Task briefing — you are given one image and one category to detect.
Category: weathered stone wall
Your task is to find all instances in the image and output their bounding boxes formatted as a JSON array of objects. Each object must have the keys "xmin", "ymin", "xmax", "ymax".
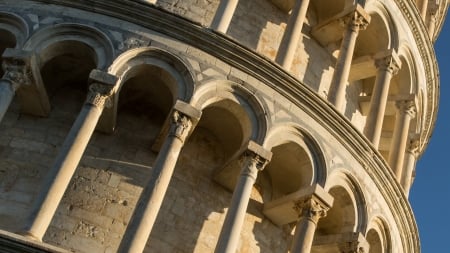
[{"xmin": 0, "ymin": 85, "xmax": 292, "ymax": 253}]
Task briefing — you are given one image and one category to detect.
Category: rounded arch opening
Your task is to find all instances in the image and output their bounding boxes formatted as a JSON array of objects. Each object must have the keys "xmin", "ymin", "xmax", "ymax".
[
  {"xmin": 23, "ymin": 23, "xmax": 114, "ymax": 70},
  {"xmin": 192, "ymin": 80, "xmax": 268, "ymax": 145},
  {"xmin": 0, "ymin": 29, "xmax": 17, "ymax": 77},
  {"xmin": 40, "ymin": 40, "xmax": 97, "ymax": 100},
  {"xmin": 366, "ymin": 217, "xmax": 391, "ymax": 253},
  {"xmin": 263, "ymin": 125, "xmax": 327, "ymax": 200},
  {"xmin": 367, "ymin": 229, "xmax": 383, "ymax": 253},
  {"xmin": 317, "ymin": 186, "xmax": 356, "ymax": 235},
  {"xmin": 354, "ymin": 10, "xmax": 392, "ymax": 57}
]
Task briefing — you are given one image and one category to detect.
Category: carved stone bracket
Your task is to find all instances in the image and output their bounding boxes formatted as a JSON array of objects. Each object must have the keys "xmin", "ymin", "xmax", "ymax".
[
  {"xmin": 168, "ymin": 110, "xmax": 193, "ymax": 142},
  {"xmin": 1, "ymin": 49, "xmax": 33, "ymax": 91},
  {"xmin": 85, "ymin": 69, "xmax": 118, "ymax": 108},
  {"xmin": 396, "ymin": 99, "xmax": 417, "ymax": 118},
  {"xmin": 294, "ymin": 197, "xmax": 329, "ymax": 224},
  {"xmin": 407, "ymin": 134, "xmax": 421, "ymax": 155},
  {"xmin": 341, "ymin": 5, "xmax": 371, "ymax": 32},
  {"xmin": 374, "ymin": 49, "xmax": 401, "ymax": 75},
  {"xmin": 239, "ymin": 141, "xmax": 272, "ymax": 179}
]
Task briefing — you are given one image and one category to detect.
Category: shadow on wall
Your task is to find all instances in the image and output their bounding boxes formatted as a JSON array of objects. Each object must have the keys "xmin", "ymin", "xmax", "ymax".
[{"xmin": 227, "ymin": 0, "xmax": 286, "ymax": 54}]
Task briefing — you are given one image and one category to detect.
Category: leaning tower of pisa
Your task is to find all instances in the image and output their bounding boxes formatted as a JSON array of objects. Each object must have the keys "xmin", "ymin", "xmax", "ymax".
[{"xmin": 0, "ymin": 0, "xmax": 447, "ymax": 252}]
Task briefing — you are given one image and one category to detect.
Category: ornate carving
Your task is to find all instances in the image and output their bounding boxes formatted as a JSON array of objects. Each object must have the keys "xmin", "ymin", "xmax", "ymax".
[
  {"xmin": 395, "ymin": 100, "xmax": 417, "ymax": 118},
  {"xmin": 375, "ymin": 54, "xmax": 401, "ymax": 74},
  {"xmin": 118, "ymin": 37, "xmax": 149, "ymax": 51},
  {"xmin": 168, "ymin": 110, "xmax": 192, "ymax": 142},
  {"xmin": 85, "ymin": 82, "xmax": 115, "ymax": 108},
  {"xmin": 239, "ymin": 151, "xmax": 269, "ymax": 179},
  {"xmin": 294, "ymin": 198, "xmax": 328, "ymax": 224},
  {"xmin": 342, "ymin": 10, "xmax": 370, "ymax": 32},
  {"xmin": 407, "ymin": 137, "xmax": 420, "ymax": 155},
  {"xmin": 2, "ymin": 58, "xmax": 33, "ymax": 91}
]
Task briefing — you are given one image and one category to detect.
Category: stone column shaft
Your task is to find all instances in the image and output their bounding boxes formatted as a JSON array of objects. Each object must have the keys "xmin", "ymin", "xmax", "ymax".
[
  {"xmin": 364, "ymin": 51, "xmax": 400, "ymax": 148},
  {"xmin": 290, "ymin": 198, "xmax": 328, "ymax": 253},
  {"xmin": 119, "ymin": 102, "xmax": 201, "ymax": 253},
  {"xmin": 328, "ymin": 6, "xmax": 370, "ymax": 111},
  {"xmin": 211, "ymin": 0, "xmax": 239, "ymax": 33},
  {"xmin": 401, "ymin": 137, "xmax": 419, "ymax": 196},
  {"xmin": 388, "ymin": 100, "xmax": 416, "ymax": 181},
  {"xmin": 22, "ymin": 70, "xmax": 117, "ymax": 240},
  {"xmin": 215, "ymin": 142, "xmax": 271, "ymax": 253},
  {"xmin": 0, "ymin": 79, "xmax": 16, "ymax": 122},
  {"xmin": 275, "ymin": 0, "xmax": 310, "ymax": 70}
]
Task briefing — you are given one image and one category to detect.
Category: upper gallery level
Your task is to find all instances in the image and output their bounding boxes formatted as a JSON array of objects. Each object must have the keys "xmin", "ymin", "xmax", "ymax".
[{"xmin": 139, "ymin": 0, "xmax": 446, "ymax": 172}]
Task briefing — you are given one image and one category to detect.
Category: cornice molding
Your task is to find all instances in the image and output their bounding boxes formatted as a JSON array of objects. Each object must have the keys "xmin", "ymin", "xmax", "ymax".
[{"xmin": 3, "ymin": 1, "xmax": 422, "ymax": 252}]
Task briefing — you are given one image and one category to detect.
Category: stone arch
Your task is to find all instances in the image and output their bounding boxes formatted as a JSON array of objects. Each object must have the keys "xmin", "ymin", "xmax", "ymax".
[
  {"xmin": 263, "ymin": 124, "xmax": 327, "ymax": 200},
  {"xmin": 318, "ymin": 170, "xmax": 367, "ymax": 235},
  {"xmin": 103, "ymin": 47, "xmax": 196, "ymax": 132},
  {"xmin": 355, "ymin": 2, "xmax": 398, "ymax": 57},
  {"xmin": 23, "ymin": 23, "xmax": 113, "ymax": 70},
  {"xmin": 366, "ymin": 217, "xmax": 391, "ymax": 253},
  {"xmin": 20, "ymin": 23, "xmax": 114, "ymax": 114},
  {"xmin": 394, "ymin": 44, "xmax": 417, "ymax": 95},
  {"xmin": 0, "ymin": 12, "xmax": 29, "ymax": 76},
  {"xmin": 192, "ymin": 80, "xmax": 268, "ymax": 145},
  {"xmin": 24, "ymin": 23, "xmax": 115, "ymax": 70}
]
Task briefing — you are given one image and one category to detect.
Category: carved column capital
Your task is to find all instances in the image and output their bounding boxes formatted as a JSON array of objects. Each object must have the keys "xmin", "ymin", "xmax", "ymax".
[
  {"xmin": 2, "ymin": 52, "xmax": 33, "ymax": 91},
  {"xmin": 374, "ymin": 50, "xmax": 401, "ymax": 75},
  {"xmin": 406, "ymin": 136, "xmax": 420, "ymax": 156},
  {"xmin": 239, "ymin": 141, "xmax": 272, "ymax": 179},
  {"xmin": 341, "ymin": 6, "xmax": 370, "ymax": 32},
  {"xmin": 167, "ymin": 110, "xmax": 193, "ymax": 143},
  {"xmin": 294, "ymin": 197, "xmax": 329, "ymax": 225},
  {"xmin": 395, "ymin": 99, "xmax": 416, "ymax": 118},
  {"xmin": 85, "ymin": 70, "xmax": 118, "ymax": 108}
]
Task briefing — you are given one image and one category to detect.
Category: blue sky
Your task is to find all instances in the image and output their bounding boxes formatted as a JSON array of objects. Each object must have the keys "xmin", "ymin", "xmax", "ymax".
[{"xmin": 409, "ymin": 16, "xmax": 450, "ymax": 252}]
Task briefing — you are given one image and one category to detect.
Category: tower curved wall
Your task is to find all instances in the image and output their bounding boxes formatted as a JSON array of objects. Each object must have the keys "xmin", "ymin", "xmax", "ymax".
[{"xmin": 0, "ymin": 0, "xmax": 446, "ymax": 252}]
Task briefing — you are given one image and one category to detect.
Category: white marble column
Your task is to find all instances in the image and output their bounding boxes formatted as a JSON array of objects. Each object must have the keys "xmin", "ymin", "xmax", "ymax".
[
  {"xmin": 388, "ymin": 99, "xmax": 416, "ymax": 182},
  {"xmin": 290, "ymin": 197, "xmax": 330, "ymax": 253},
  {"xmin": 275, "ymin": 0, "xmax": 310, "ymax": 70},
  {"xmin": 401, "ymin": 136, "xmax": 420, "ymax": 196},
  {"xmin": 211, "ymin": 0, "xmax": 239, "ymax": 33},
  {"xmin": 21, "ymin": 70, "xmax": 117, "ymax": 241},
  {"xmin": 119, "ymin": 101, "xmax": 201, "ymax": 253},
  {"xmin": 328, "ymin": 5, "xmax": 370, "ymax": 111},
  {"xmin": 364, "ymin": 50, "xmax": 400, "ymax": 148},
  {"xmin": 0, "ymin": 49, "xmax": 31, "ymax": 123},
  {"xmin": 215, "ymin": 141, "xmax": 271, "ymax": 253}
]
